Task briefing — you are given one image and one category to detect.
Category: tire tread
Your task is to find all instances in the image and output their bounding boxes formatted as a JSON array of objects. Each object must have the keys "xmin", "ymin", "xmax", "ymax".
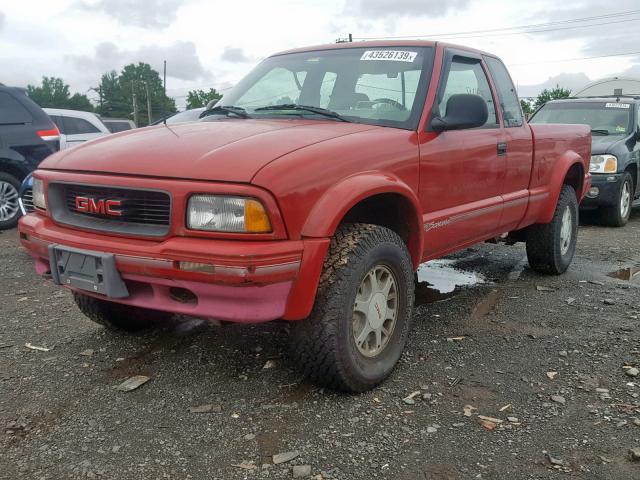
[{"xmin": 290, "ymin": 223, "xmax": 413, "ymax": 392}]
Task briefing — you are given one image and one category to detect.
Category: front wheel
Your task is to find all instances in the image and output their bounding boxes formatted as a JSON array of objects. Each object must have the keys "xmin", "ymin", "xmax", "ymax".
[
  {"xmin": 526, "ymin": 185, "xmax": 578, "ymax": 275},
  {"xmin": 600, "ymin": 172, "xmax": 633, "ymax": 227},
  {"xmin": 289, "ymin": 223, "xmax": 414, "ymax": 392}
]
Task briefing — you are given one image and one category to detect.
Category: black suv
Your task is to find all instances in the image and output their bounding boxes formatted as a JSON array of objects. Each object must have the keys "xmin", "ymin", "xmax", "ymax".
[
  {"xmin": 0, "ymin": 86, "xmax": 59, "ymax": 229},
  {"xmin": 530, "ymin": 96, "xmax": 640, "ymax": 227}
]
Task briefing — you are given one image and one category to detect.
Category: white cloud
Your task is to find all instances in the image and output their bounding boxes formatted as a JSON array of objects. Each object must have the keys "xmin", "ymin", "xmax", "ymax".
[
  {"xmin": 65, "ymin": 41, "xmax": 212, "ymax": 82},
  {"xmin": 517, "ymin": 72, "xmax": 592, "ymax": 97},
  {"xmin": 345, "ymin": 0, "xmax": 471, "ymax": 18},
  {"xmin": 1, "ymin": 0, "xmax": 639, "ymax": 105},
  {"xmin": 75, "ymin": 0, "xmax": 183, "ymax": 28},
  {"xmin": 221, "ymin": 46, "xmax": 249, "ymax": 63}
]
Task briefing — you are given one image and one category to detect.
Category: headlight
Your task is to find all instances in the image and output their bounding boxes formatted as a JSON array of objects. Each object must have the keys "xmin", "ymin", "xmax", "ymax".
[
  {"xmin": 187, "ymin": 195, "xmax": 272, "ymax": 233},
  {"xmin": 590, "ymin": 155, "xmax": 617, "ymax": 174},
  {"xmin": 32, "ymin": 178, "xmax": 46, "ymax": 210}
]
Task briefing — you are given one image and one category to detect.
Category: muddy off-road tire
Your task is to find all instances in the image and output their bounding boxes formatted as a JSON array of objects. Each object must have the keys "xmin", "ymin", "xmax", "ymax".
[
  {"xmin": 600, "ymin": 172, "xmax": 633, "ymax": 227},
  {"xmin": 526, "ymin": 185, "xmax": 578, "ymax": 275},
  {"xmin": 73, "ymin": 292, "xmax": 172, "ymax": 332},
  {"xmin": 289, "ymin": 223, "xmax": 414, "ymax": 393}
]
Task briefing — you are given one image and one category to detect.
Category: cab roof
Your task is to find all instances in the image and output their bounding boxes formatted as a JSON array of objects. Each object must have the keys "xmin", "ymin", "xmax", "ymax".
[{"xmin": 271, "ymin": 40, "xmax": 495, "ymax": 58}]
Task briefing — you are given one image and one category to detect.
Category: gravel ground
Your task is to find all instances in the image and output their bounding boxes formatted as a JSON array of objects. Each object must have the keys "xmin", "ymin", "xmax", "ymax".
[{"xmin": 1, "ymin": 211, "xmax": 640, "ymax": 479}]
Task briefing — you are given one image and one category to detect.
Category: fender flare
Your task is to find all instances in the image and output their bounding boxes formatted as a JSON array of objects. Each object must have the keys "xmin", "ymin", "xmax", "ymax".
[
  {"xmin": 301, "ymin": 172, "xmax": 424, "ymax": 266},
  {"xmin": 538, "ymin": 150, "xmax": 586, "ymax": 224}
]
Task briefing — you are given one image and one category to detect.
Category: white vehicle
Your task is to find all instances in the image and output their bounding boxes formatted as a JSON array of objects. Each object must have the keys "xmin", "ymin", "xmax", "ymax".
[
  {"xmin": 102, "ymin": 118, "xmax": 136, "ymax": 133},
  {"xmin": 43, "ymin": 108, "xmax": 110, "ymax": 149}
]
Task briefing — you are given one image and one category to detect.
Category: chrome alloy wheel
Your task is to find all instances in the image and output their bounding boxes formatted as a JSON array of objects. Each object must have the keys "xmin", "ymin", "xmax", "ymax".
[
  {"xmin": 559, "ymin": 205, "xmax": 573, "ymax": 256},
  {"xmin": 352, "ymin": 265, "xmax": 398, "ymax": 358},
  {"xmin": 620, "ymin": 180, "xmax": 631, "ymax": 219},
  {"xmin": 0, "ymin": 181, "xmax": 19, "ymax": 223}
]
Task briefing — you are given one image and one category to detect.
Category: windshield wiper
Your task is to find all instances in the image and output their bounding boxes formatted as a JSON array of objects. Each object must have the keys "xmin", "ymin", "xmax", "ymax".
[
  {"xmin": 254, "ymin": 104, "xmax": 350, "ymax": 122},
  {"xmin": 200, "ymin": 105, "xmax": 251, "ymax": 119},
  {"xmin": 591, "ymin": 129, "xmax": 609, "ymax": 135}
]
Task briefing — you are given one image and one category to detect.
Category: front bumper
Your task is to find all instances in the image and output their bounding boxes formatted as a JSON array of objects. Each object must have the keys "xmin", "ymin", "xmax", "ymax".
[
  {"xmin": 581, "ymin": 173, "xmax": 622, "ymax": 208},
  {"xmin": 19, "ymin": 214, "xmax": 329, "ymax": 323}
]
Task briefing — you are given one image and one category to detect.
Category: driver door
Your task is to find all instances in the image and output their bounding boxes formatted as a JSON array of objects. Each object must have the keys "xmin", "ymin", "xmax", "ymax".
[{"xmin": 419, "ymin": 51, "xmax": 505, "ymax": 257}]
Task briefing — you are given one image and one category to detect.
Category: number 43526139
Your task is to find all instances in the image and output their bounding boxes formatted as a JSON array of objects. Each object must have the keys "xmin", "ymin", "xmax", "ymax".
[{"xmin": 360, "ymin": 50, "xmax": 418, "ymax": 62}]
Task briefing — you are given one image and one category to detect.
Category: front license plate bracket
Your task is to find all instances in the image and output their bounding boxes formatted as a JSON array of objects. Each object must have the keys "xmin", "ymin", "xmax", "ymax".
[{"xmin": 48, "ymin": 245, "xmax": 129, "ymax": 298}]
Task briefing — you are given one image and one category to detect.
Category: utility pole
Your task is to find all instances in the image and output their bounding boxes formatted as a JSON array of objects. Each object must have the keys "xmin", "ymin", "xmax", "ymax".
[
  {"xmin": 163, "ymin": 60, "xmax": 167, "ymax": 96},
  {"xmin": 144, "ymin": 81, "xmax": 152, "ymax": 125},
  {"xmin": 131, "ymin": 81, "xmax": 139, "ymax": 127}
]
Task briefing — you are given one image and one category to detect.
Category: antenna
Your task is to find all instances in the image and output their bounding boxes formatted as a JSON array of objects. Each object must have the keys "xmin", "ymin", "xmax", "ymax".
[{"xmin": 163, "ymin": 60, "xmax": 168, "ymax": 126}]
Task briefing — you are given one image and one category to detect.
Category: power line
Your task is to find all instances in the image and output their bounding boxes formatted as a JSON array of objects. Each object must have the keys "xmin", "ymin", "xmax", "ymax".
[
  {"xmin": 509, "ymin": 49, "xmax": 640, "ymax": 67},
  {"xmin": 432, "ymin": 17, "xmax": 640, "ymax": 40},
  {"xmin": 353, "ymin": 9, "xmax": 640, "ymax": 40}
]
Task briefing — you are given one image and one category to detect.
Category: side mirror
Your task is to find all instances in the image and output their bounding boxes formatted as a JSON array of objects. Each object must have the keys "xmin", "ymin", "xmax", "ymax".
[{"xmin": 431, "ymin": 94, "xmax": 488, "ymax": 132}]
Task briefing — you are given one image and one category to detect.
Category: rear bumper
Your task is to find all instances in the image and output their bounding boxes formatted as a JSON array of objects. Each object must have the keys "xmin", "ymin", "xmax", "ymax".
[
  {"xmin": 580, "ymin": 173, "xmax": 621, "ymax": 208},
  {"xmin": 19, "ymin": 214, "xmax": 329, "ymax": 323}
]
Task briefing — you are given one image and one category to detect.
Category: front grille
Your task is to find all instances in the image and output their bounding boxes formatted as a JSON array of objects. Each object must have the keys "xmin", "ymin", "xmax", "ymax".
[
  {"xmin": 48, "ymin": 183, "xmax": 171, "ymax": 237},
  {"xmin": 21, "ymin": 187, "xmax": 34, "ymax": 213},
  {"xmin": 64, "ymin": 185, "xmax": 170, "ymax": 225}
]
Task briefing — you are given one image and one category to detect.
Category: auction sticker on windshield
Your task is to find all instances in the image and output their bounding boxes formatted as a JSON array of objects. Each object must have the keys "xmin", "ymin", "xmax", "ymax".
[
  {"xmin": 605, "ymin": 103, "xmax": 630, "ymax": 109},
  {"xmin": 360, "ymin": 50, "xmax": 417, "ymax": 62}
]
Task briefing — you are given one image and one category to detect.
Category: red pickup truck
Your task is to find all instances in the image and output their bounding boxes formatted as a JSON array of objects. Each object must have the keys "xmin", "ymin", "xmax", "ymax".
[{"xmin": 19, "ymin": 41, "xmax": 591, "ymax": 392}]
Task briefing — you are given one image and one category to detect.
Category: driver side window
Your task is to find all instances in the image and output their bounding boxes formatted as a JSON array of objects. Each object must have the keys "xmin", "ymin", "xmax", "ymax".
[{"xmin": 439, "ymin": 57, "xmax": 498, "ymax": 127}]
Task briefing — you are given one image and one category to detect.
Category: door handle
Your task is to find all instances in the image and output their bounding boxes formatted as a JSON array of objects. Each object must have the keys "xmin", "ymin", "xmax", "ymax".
[{"xmin": 497, "ymin": 143, "xmax": 507, "ymax": 156}]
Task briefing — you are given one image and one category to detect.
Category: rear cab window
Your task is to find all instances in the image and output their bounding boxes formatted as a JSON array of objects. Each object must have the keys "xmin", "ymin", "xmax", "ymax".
[
  {"xmin": 484, "ymin": 56, "xmax": 524, "ymax": 127},
  {"xmin": 0, "ymin": 91, "xmax": 33, "ymax": 125}
]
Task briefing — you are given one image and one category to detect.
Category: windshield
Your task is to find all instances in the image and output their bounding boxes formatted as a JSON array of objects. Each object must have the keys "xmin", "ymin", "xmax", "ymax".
[
  {"xmin": 530, "ymin": 101, "xmax": 632, "ymax": 135},
  {"xmin": 217, "ymin": 46, "xmax": 434, "ymax": 130}
]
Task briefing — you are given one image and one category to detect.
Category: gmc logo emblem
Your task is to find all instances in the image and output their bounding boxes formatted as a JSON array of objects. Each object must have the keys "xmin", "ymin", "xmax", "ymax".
[{"xmin": 75, "ymin": 196, "xmax": 123, "ymax": 216}]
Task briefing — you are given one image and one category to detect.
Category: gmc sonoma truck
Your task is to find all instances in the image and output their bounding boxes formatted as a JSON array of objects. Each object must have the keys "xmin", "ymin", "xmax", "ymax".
[{"xmin": 19, "ymin": 41, "xmax": 591, "ymax": 392}]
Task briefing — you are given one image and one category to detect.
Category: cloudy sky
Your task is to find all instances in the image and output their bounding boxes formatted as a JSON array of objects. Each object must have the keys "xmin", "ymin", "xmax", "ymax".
[{"xmin": 1, "ymin": 0, "xmax": 639, "ymax": 109}]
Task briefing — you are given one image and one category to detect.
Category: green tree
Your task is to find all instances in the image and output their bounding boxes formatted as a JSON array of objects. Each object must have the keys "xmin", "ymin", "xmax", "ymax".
[
  {"xmin": 520, "ymin": 99, "xmax": 533, "ymax": 116},
  {"xmin": 26, "ymin": 77, "xmax": 94, "ymax": 111},
  {"xmin": 95, "ymin": 63, "xmax": 176, "ymax": 126},
  {"xmin": 534, "ymin": 85, "xmax": 571, "ymax": 110},
  {"xmin": 186, "ymin": 88, "xmax": 222, "ymax": 109}
]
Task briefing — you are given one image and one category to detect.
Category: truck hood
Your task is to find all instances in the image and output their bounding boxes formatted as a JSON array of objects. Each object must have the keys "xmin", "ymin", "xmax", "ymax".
[
  {"xmin": 591, "ymin": 134, "xmax": 626, "ymax": 154},
  {"xmin": 40, "ymin": 119, "xmax": 378, "ymax": 183}
]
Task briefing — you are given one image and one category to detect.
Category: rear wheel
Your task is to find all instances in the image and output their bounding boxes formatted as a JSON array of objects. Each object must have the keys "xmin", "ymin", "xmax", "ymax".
[
  {"xmin": 526, "ymin": 185, "xmax": 578, "ymax": 275},
  {"xmin": 0, "ymin": 172, "xmax": 22, "ymax": 230},
  {"xmin": 289, "ymin": 223, "xmax": 414, "ymax": 392},
  {"xmin": 73, "ymin": 292, "xmax": 172, "ymax": 332},
  {"xmin": 600, "ymin": 172, "xmax": 633, "ymax": 227}
]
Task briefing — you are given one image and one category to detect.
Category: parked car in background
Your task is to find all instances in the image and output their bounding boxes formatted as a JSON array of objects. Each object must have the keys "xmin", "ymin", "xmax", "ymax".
[
  {"xmin": 0, "ymin": 86, "xmax": 59, "ymax": 229},
  {"xmin": 44, "ymin": 108, "xmax": 110, "ymax": 150},
  {"xmin": 530, "ymin": 96, "xmax": 640, "ymax": 226},
  {"xmin": 101, "ymin": 118, "xmax": 136, "ymax": 133},
  {"xmin": 20, "ymin": 41, "xmax": 591, "ymax": 392},
  {"xmin": 151, "ymin": 107, "xmax": 206, "ymax": 125},
  {"xmin": 18, "ymin": 173, "xmax": 33, "ymax": 215}
]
